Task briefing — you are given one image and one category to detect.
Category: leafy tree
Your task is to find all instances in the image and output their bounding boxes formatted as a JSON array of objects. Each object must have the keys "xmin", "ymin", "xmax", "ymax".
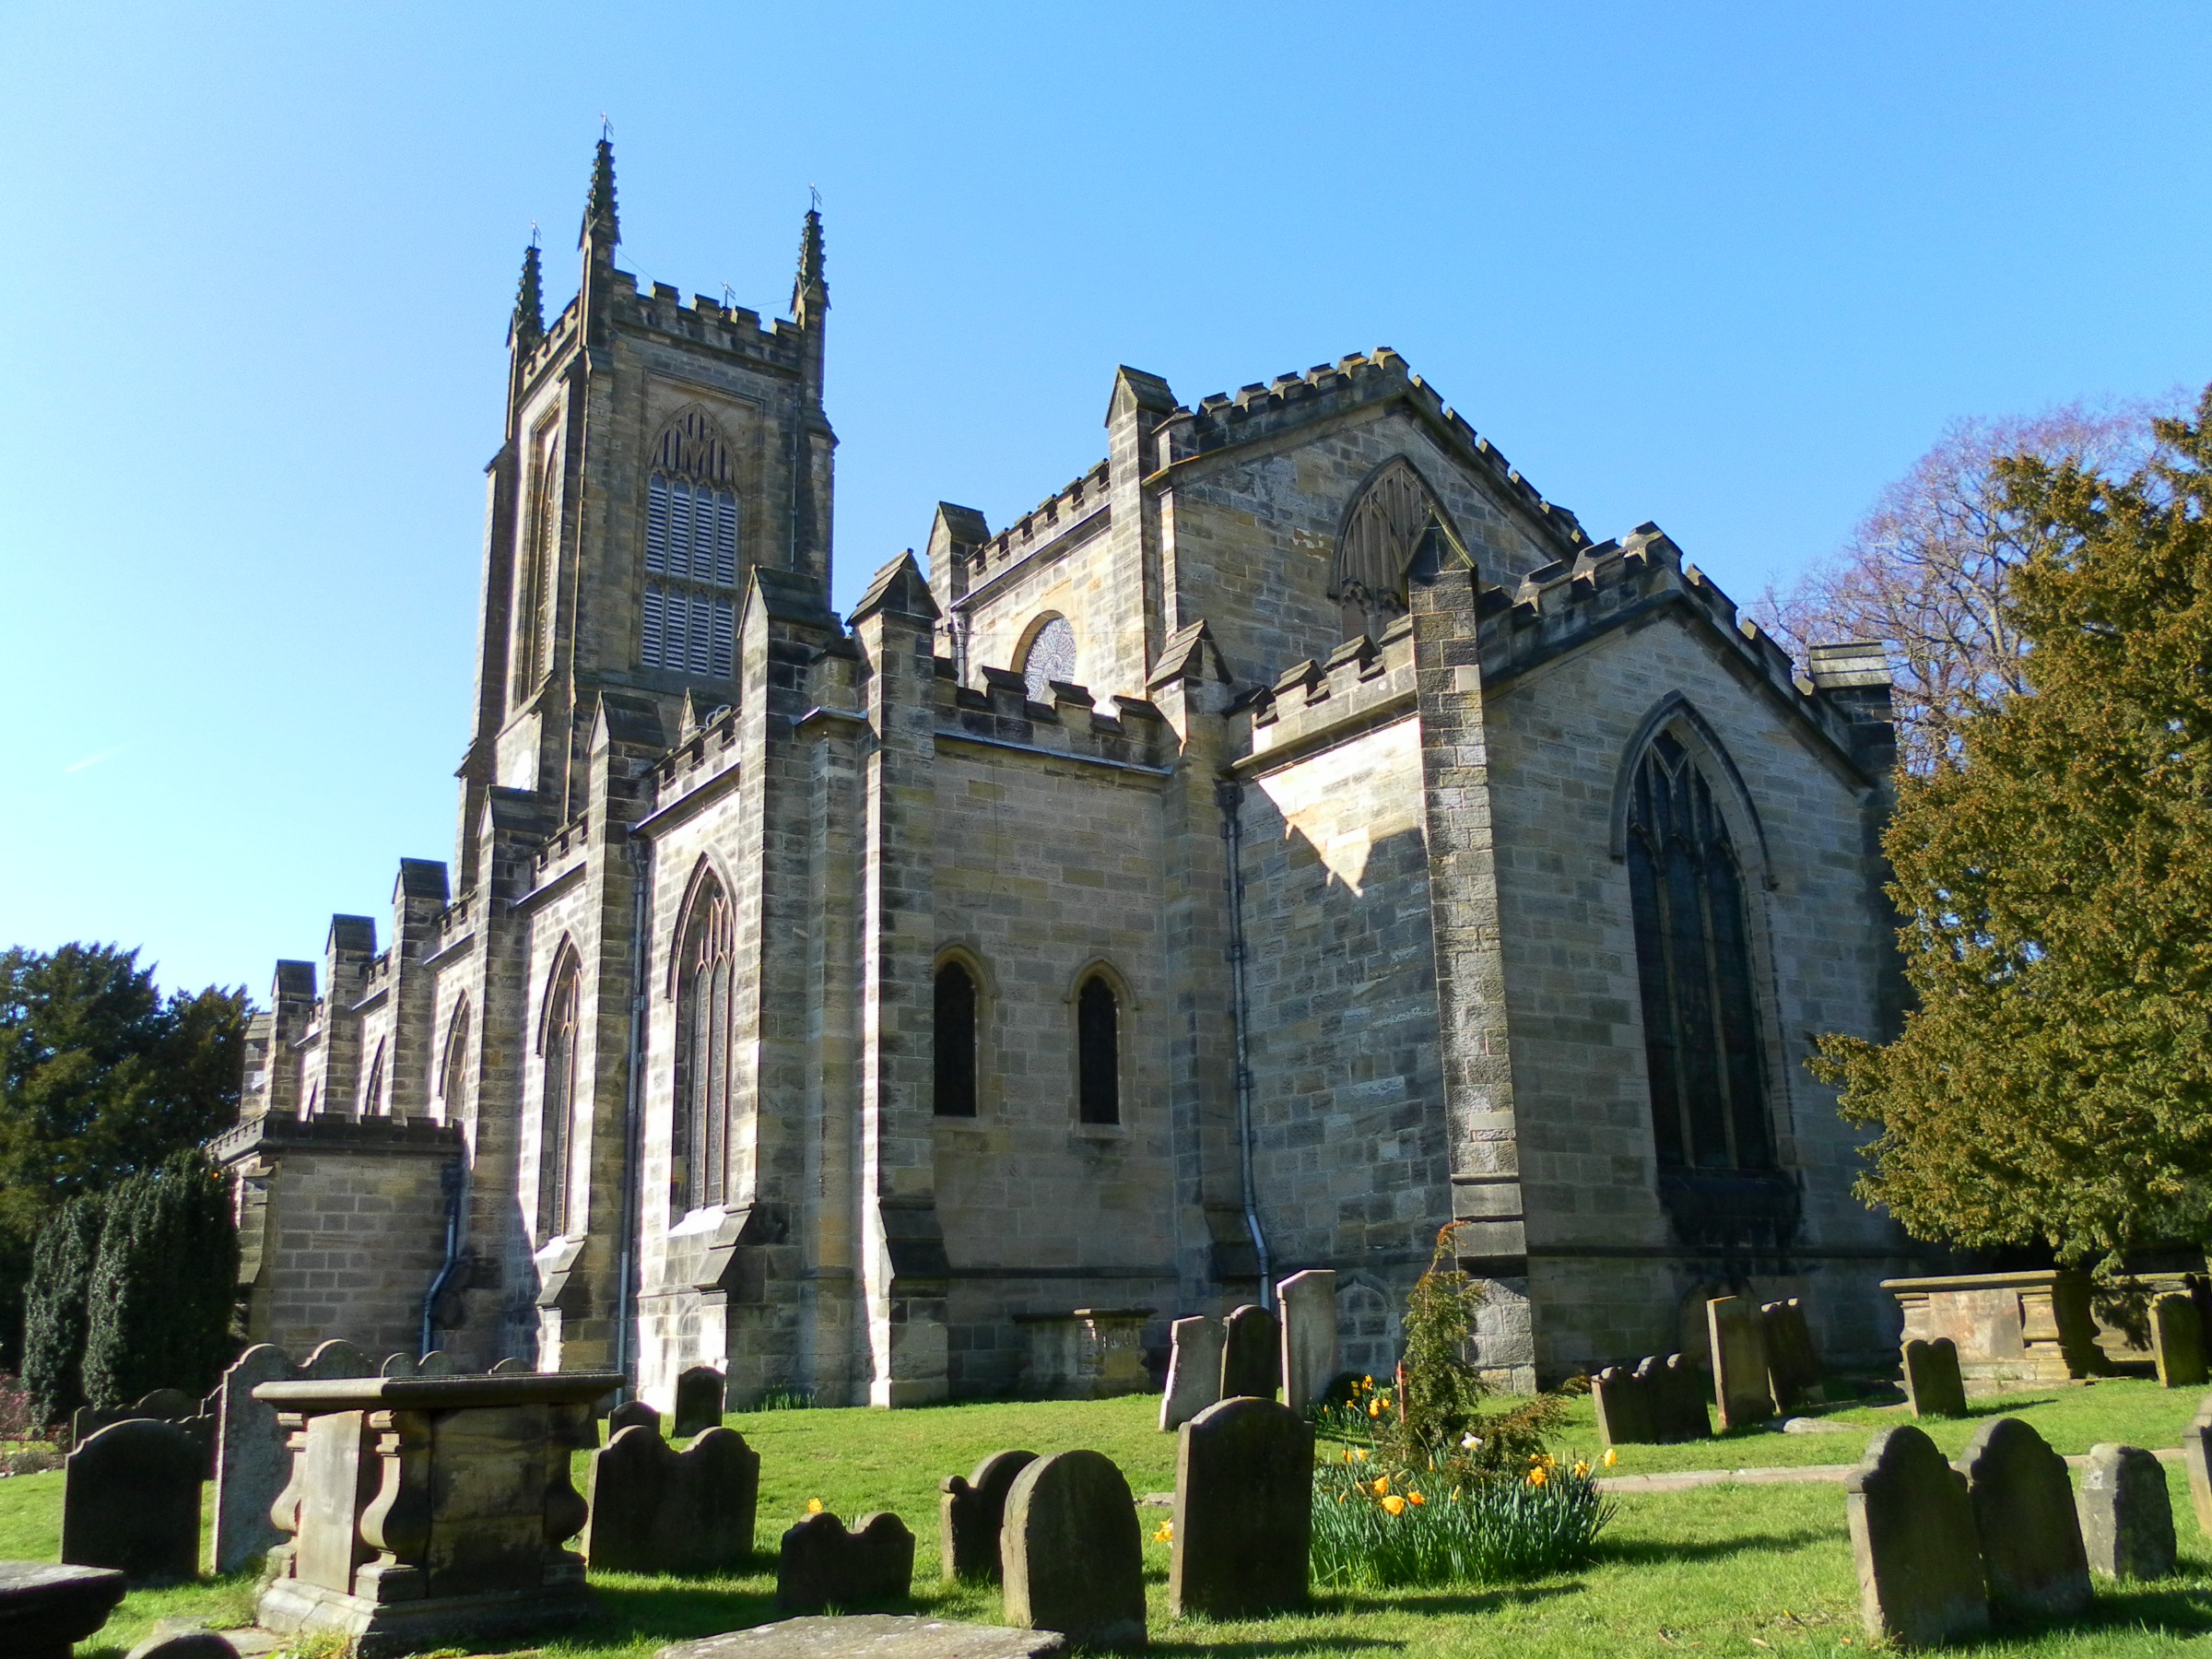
[
  {"xmin": 19, "ymin": 1193, "xmax": 106, "ymax": 1426},
  {"xmin": 1818, "ymin": 386, "xmax": 2212, "ymax": 1267},
  {"xmin": 0, "ymin": 944, "xmax": 243, "ymax": 1366},
  {"xmin": 81, "ymin": 1149, "xmax": 239, "ymax": 1407}
]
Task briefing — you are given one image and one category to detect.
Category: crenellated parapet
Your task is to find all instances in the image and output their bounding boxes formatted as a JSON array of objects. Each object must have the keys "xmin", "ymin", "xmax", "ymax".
[
  {"xmin": 1239, "ymin": 615, "xmax": 1420, "ymax": 768},
  {"xmin": 933, "ymin": 655, "xmax": 1172, "ymax": 775},
  {"xmin": 956, "ymin": 462, "xmax": 1113, "ymax": 590},
  {"xmin": 512, "ymin": 267, "xmax": 818, "ymax": 408}
]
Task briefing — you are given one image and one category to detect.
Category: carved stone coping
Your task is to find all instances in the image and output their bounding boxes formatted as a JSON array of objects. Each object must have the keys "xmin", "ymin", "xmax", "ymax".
[
  {"xmin": 253, "ymin": 1372, "xmax": 625, "ymax": 1412},
  {"xmin": 1880, "ymin": 1271, "xmax": 2085, "ymax": 1295}
]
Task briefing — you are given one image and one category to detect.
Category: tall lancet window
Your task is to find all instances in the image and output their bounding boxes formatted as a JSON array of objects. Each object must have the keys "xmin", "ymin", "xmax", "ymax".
[
  {"xmin": 641, "ymin": 406, "xmax": 741, "ymax": 681},
  {"xmin": 672, "ymin": 872, "xmax": 734, "ymax": 1211},
  {"xmin": 1626, "ymin": 733, "xmax": 1775, "ymax": 1179},
  {"xmin": 1076, "ymin": 972, "xmax": 1121, "ymax": 1126},
  {"xmin": 1330, "ymin": 457, "xmax": 1456, "ymax": 640},
  {"xmin": 538, "ymin": 958, "xmax": 582, "ymax": 1237},
  {"xmin": 512, "ymin": 423, "xmax": 562, "ymax": 703},
  {"xmin": 359, "ymin": 1041, "xmax": 385, "ymax": 1120},
  {"xmin": 934, "ymin": 959, "xmax": 979, "ymax": 1118},
  {"xmin": 433, "ymin": 1003, "xmax": 472, "ymax": 1128}
]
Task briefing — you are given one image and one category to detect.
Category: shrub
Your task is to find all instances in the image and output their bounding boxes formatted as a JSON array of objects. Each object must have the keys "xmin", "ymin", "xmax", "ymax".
[
  {"xmin": 82, "ymin": 1149, "xmax": 238, "ymax": 1407},
  {"xmin": 20, "ymin": 1193, "xmax": 106, "ymax": 1427},
  {"xmin": 1311, "ymin": 1453, "xmax": 1616, "ymax": 1587}
]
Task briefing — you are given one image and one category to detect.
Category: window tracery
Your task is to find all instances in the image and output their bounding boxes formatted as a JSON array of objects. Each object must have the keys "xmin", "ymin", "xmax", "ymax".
[
  {"xmin": 539, "ymin": 959, "xmax": 582, "ymax": 1237},
  {"xmin": 512, "ymin": 425, "xmax": 562, "ymax": 702},
  {"xmin": 435, "ymin": 1003, "xmax": 472, "ymax": 1128},
  {"xmin": 672, "ymin": 872, "xmax": 734, "ymax": 1210},
  {"xmin": 1019, "ymin": 616, "xmax": 1077, "ymax": 703},
  {"xmin": 1331, "ymin": 458, "xmax": 1453, "ymax": 637}
]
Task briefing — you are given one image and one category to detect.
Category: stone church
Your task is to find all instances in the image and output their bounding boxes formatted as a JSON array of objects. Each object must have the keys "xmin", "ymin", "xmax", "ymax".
[{"xmin": 216, "ymin": 142, "xmax": 1914, "ymax": 1408}]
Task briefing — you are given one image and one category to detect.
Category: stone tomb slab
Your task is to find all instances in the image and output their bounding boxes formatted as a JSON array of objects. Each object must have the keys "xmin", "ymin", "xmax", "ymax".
[
  {"xmin": 1218, "ymin": 1304, "xmax": 1280, "ymax": 1401},
  {"xmin": 2078, "ymin": 1442, "xmax": 2176, "ymax": 1581},
  {"xmin": 1955, "ymin": 1416, "xmax": 2091, "ymax": 1620},
  {"xmin": 655, "ymin": 1614, "xmax": 1065, "ymax": 1659},
  {"xmin": 0, "ymin": 1560, "xmax": 128, "ymax": 1659},
  {"xmin": 1170, "ymin": 1396, "xmax": 1312, "ymax": 1618},
  {"xmin": 61, "ymin": 1418, "xmax": 205, "ymax": 1585},
  {"xmin": 2152, "ymin": 1292, "xmax": 2208, "ymax": 1388},
  {"xmin": 587, "ymin": 1424, "xmax": 761, "ymax": 1575},
  {"xmin": 1001, "ymin": 1450, "xmax": 1145, "ymax": 1651},
  {"xmin": 1159, "ymin": 1317, "xmax": 1222, "ymax": 1433},
  {"xmin": 1277, "ymin": 1270, "xmax": 1338, "ymax": 1416},
  {"xmin": 940, "ymin": 1451, "xmax": 1037, "ymax": 1582},
  {"xmin": 1706, "ymin": 1297, "xmax": 1775, "ymax": 1430},
  {"xmin": 1903, "ymin": 1337, "xmax": 1968, "ymax": 1418},
  {"xmin": 1845, "ymin": 1424, "xmax": 1988, "ymax": 1648},
  {"xmin": 777, "ymin": 1511, "xmax": 915, "ymax": 1614}
]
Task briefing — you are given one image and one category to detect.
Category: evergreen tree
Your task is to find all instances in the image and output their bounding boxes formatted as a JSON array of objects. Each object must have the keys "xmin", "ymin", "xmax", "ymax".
[
  {"xmin": 81, "ymin": 1150, "xmax": 238, "ymax": 1407},
  {"xmin": 19, "ymin": 1193, "xmax": 106, "ymax": 1426},
  {"xmin": 1818, "ymin": 385, "xmax": 2212, "ymax": 1266}
]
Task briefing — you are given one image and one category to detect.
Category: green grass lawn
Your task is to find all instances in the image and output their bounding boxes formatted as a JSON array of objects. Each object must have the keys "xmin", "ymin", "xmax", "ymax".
[{"xmin": 9, "ymin": 1381, "xmax": 2212, "ymax": 1657}]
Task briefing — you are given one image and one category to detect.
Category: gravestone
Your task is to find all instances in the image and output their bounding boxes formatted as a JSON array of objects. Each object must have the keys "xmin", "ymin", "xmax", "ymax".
[
  {"xmin": 1903, "ymin": 1337, "xmax": 1969, "ymax": 1418},
  {"xmin": 1218, "ymin": 1304, "xmax": 1280, "ymax": 1400},
  {"xmin": 489, "ymin": 1356, "xmax": 532, "ymax": 1373},
  {"xmin": 1000, "ymin": 1450, "xmax": 1145, "ymax": 1650},
  {"xmin": 212, "ymin": 1345, "xmax": 295, "ymax": 1574},
  {"xmin": 2184, "ymin": 1395, "xmax": 2212, "ymax": 1536},
  {"xmin": 939, "ymin": 1450, "xmax": 1037, "ymax": 1582},
  {"xmin": 123, "ymin": 1630, "xmax": 241, "ymax": 1659},
  {"xmin": 2078, "ymin": 1442, "xmax": 2175, "ymax": 1581},
  {"xmin": 608, "ymin": 1400, "xmax": 663, "ymax": 1440},
  {"xmin": 61, "ymin": 1419, "xmax": 204, "ymax": 1585},
  {"xmin": 1276, "ymin": 1270, "xmax": 1338, "ymax": 1416},
  {"xmin": 676, "ymin": 1365, "xmax": 727, "ymax": 1436},
  {"xmin": 776, "ymin": 1511, "xmax": 914, "ymax": 1614},
  {"xmin": 300, "ymin": 1338, "xmax": 370, "ymax": 1377},
  {"xmin": 1845, "ymin": 1424, "xmax": 1988, "ymax": 1647},
  {"xmin": 1592, "ymin": 1365, "xmax": 1656, "ymax": 1447},
  {"xmin": 1760, "ymin": 1299, "xmax": 1823, "ymax": 1411},
  {"xmin": 1954, "ymin": 1416, "xmax": 2091, "ymax": 1619},
  {"xmin": 1638, "ymin": 1353, "xmax": 1711, "ymax": 1441},
  {"xmin": 70, "ymin": 1390, "xmax": 215, "ymax": 1471},
  {"xmin": 379, "ymin": 1352, "xmax": 415, "ymax": 1378},
  {"xmin": 1169, "ymin": 1396, "xmax": 1312, "ymax": 1618},
  {"xmin": 2152, "ymin": 1292, "xmax": 2208, "ymax": 1388},
  {"xmin": 416, "ymin": 1350, "xmax": 460, "ymax": 1377},
  {"xmin": 1159, "ymin": 1316, "xmax": 1222, "ymax": 1432},
  {"xmin": 657, "ymin": 1614, "xmax": 1066, "ymax": 1659},
  {"xmin": 585, "ymin": 1424, "xmax": 760, "ymax": 1574},
  {"xmin": 1706, "ymin": 1297, "xmax": 1775, "ymax": 1430},
  {"xmin": 0, "ymin": 1561, "xmax": 128, "ymax": 1659}
]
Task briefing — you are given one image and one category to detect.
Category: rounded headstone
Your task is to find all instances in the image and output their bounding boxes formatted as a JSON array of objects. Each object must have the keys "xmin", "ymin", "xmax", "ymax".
[
  {"xmin": 1845, "ymin": 1424, "xmax": 1988, "ymax": 1648},
  {"xmin": 1001, "ymin": 1450, "xmax": 1145, "ymax": 1650},
  {"xmin": 1170, "ymin": 1395, "xmax": 1312, "ymax": 1618},
  {"xmin": 1218, "ymin": 1304, "xmax": 1280, "ymax": 1401},
  {"xmin": 1954, "ymin": 1417, "xmax": 2091, "ymax": 1620},
  {"xmin": 2079, "ymin": 1442, "xmax": 2176, "ymax": 1581},
  {"xmin": 124, "ymin": 1630, "xmax": 241, "ymax": 1659},
  {"xmin": 776, "ymin": 1510, "xmax": 914, "ymax": 1614},
  {"xmin": 940, "ymin": 1450, "xmax": 1037, "ymax": 1582},
  {"xmin": 60, "ymin": 1418, "xmax": 205, "ymax": 1585}
]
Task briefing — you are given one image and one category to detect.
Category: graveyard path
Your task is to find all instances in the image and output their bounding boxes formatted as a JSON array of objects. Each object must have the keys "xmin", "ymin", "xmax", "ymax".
[{"xmin": 1600, "ymin": 1446, "xmax": 2183, "ymax": 1493}]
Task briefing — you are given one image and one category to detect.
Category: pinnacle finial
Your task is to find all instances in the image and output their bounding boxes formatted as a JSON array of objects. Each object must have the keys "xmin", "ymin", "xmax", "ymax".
[
  {"xmin": 579, "ymin": 135, "xmax": 618, "ymax": 251},
  {"xmin": 509, "ymin": 241, "xmax": 545, "ymax": 349},
  {"xmin": 791, "ymin": 201, "xmax": 826, "ymax": 320}
]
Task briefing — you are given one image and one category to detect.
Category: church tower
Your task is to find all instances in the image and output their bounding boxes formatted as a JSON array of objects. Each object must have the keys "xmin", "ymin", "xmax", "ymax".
[{"xmin": 456, "ymin": 140, "xmax": 836, "ymax": 870}]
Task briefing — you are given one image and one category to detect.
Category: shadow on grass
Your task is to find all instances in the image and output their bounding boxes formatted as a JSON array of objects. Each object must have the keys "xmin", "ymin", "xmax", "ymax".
[
  {"xmin": 1986, "ymin": 1582, "xmax": 2212, "ymax": 1643},
  {"xmin": 1311, "ymin": 1582, "xmax": 1581, "ymax": 1618},
  {"xmin": 1598, "ymin": 1529, "xmax": 1834, "ymax": 1566}
]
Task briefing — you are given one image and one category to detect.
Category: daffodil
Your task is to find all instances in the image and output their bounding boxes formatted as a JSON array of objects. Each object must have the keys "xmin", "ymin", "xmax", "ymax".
[
  {"xmin": 1380, "ymin": 1493, "xmax": 1406, "ymax": 1516},
  {"xmin": 1526, "ymin": 1465, "xmax": 1547, "ymax": 1488},
  {"xmin": 1367, "ymin": 1400, "xmax": 1381, "ymax": 1418},
  {"xmin": 1153, "ymin": 1522, "xmax": 1173, "ymax": 1543},
  {"xmin": 1352, "ymin": 1448, "xmax": 1367, "ymax": 1463},
  {"xmin": 1406, "ymin": 1490, "xmax": 1425, "ymax": 1506},
  {"xmin": 1371, "ymin": 1476, "xmax": 1390, "ymax": 1496},
  {"xmin": 1573, "ymin": 1461, "xmax": 1591, "ymax": 1479},
  {"xmin": 806, "ymin": 1498, "xmax": 824, "ymax": 1514},
  {"xmin": 1460, "ymin": 1432, "xmax": 1481, "ymax": 1450},
  {"xmin": 1602, "ymin": 1447, "xmax": 1618, "ymax": 1468}
]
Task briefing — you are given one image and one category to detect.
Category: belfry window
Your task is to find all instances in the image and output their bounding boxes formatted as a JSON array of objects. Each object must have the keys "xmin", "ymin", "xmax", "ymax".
[
  {"xmin": 640, "ymin": 407, "xmax": 742, "ymax": 680},
  {"xmin": 539, "ymin": 961, "xmax": 582, "ymax": 1237},
  {"xmin": 1626, "ymin": 734, "xmax": 1774, "ymax": 1175},
  {"xmin": 672, "ymin": 874, "xmax": 734, "ymax": 1210},
  {"xmin": 935, "ymin": 960, "xmax": 979, "ymax": 1118},
  {"xmin": 1076, "ymin": 973, "xmax": 1120, "ymax": 1125}
]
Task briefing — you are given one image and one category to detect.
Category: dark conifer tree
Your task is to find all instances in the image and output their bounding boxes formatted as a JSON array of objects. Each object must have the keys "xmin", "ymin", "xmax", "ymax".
[
  {"xmin": 81, "ymin": 1150, "xmax": 238, "ymax": 1407},
  {"xmin": 19, "ymin": 1193, "xmax": 107, "ymax": 1426}
]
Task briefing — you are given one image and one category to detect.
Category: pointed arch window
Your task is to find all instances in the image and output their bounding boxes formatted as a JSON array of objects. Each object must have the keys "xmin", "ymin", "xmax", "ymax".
[
  {"xmin": 434, "ymin": 1003, "xmax": 472, "ymax": 1128},
  {"xmin": 512, "ymin": 424, "xmax": 562, "ymax": 703},
  {"xmin": 672, "ymin": 873, "xmax": 734, "ymax": 1210},
  {"xmin": 1626, "ymin": 733, "xmax": 1775, "ymax": 1177},
  {"xmin": 1076, "ymin": 972, "xmax": 1120, "ymax": 1125},
  {"xmin": 641, "ymin": 408, "xmax": 741, "ymax": 680},
  {"xmin": 1331, "ymin": 458, "xmax": 1455, "ymax": 639},
  {"xmin": 539, "ymin": 959, "xmax": 582, "ymax": 1237},
  {"xmin": 935, "ymin": 959, "xmax": 979, "ymax": 1118},
  {"xmin": 360, "ymin": 1041, "xmax": 386, "ymax": 1120}
]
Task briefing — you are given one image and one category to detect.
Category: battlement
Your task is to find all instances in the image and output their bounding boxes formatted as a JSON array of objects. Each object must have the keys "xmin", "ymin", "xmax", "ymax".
[
  {"xmin": 934, "ymin": 655, "xmax": 1171, "ymax": 773},
  {"xmin": 515, "ymin": 265, "xmax": 807, "ymax": 403},
  {"xmin": 962, "ymin": 461, "xmax": 1113, "ymax": 583},
  {"xmin": 1241, "ymin": 615, "xmax": 1419, "ymax": 766},
  {"xmin": 531, "ymin": 809, "xmax": 594, "ymax": 877},
  {"xmin": 1159, "ymin": 349, "xmax": 1588, "ymax": 553}
]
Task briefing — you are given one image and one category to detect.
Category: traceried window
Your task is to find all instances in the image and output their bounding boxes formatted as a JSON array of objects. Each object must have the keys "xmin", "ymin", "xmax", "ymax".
[
  {"xmin": 512, "ymin": 425, "xmax": 561, "ymax": 703},
  {"xmin": 1076, "ymin": 972, "xmax": 1120, "ymax": 1125},
  {"xmin": 539, "ymin": 959, "xmax": 582, "ymax": 1237},
  {"xmin": 433, "ymin": 1003, "xmax": 471, "ymax": 1128},
  {"xmin": 672, "ymin": 873, "xmax": 734, "ymax": 1210},
  {"xmin": 1331, "ymin": 457, "xmax": 1454, "ymax": 640},
  {"xmin": 1019, "ymin": 616, "xmax": 1077, "ymax": 703},
  {"xmin": 935, "ymin": 960, "xmax": 979, "ymax": 1118},
  {"xmin": 641, "ymin": 407, "xmax": 741, "ymax": 680},
  {"xmin": 1626, "ymin": 734, "xmax": 1774, "ymax": 1177}
]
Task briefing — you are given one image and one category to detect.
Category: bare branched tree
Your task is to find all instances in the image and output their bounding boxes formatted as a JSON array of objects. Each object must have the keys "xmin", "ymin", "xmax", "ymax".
[{"xmin": 1755, "ymin": 400, "xmax": 2171, "ymax": 772}]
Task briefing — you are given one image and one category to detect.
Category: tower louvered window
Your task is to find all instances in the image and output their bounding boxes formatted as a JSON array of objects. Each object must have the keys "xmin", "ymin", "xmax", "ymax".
[
  {"xmin": 640, "ymin": 407, "xmax": 742, "ymax": 680},
  {"xmin": 672, "ymin": 873, "xmax": 734, "ymax": 1212}
]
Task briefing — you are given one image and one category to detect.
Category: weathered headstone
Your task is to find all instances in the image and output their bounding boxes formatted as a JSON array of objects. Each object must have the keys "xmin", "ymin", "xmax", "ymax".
[
  {"xmin": 1276, "ymin": 1270, "xmax": 1338, "ymax": 1416},
  {"xmin": 1845, "ymin": 1424, "xmax": 1988, "ymax": 1647},
  {"xmin": 1954, "ymin": 1416, "xmax": 2091, "ymax": 1619},
  {"xmin": 489, "ymin": 1356, "xmax": 532, "ymax": 1373},
  {"xmin": 61, "ymin": 1419, "xmax": 204, "ymax": 1585},
  {"xmin": 0, "ymin": 1561, "xmax": 128, "ymax": 1659},
  {"xmin": 1218, "ymin": 1304, "xmax": 1280, "ymax": 1401},
  {"xmin": 585, "ymin": 1424, "xmax": 760, "ymax": 1574},
  {"xmin": 1761, "ymin": 1299, "xmax": 1823, "ymax": 1411},
  {"xmin": 2184, "ymin": 1394, "xmax": 2212, "ymax": 1536},
  {"xmin": 776, "ymin": 1511, "xmax": 915, "ymax": 1614},
  {"xmin": 940, "ymin": 1450, "xmax": 1037, "ymax": 1583},
  {"xmin": 1593, "ymin": 1365, "xmax": 1656, "ymax": 1446},
  {"xmin": 416, "ymin": 1349, "xmax": 461, "ymax": 1377},
  {"xmin": 609, "ymin": 1400, "xmax": 663, "ymax": 1440},
  {"xmin": 1170, "ymin": 1396, "xmax": 1312, "ymax": 1618},
  {"xmin": 1903, "ymin": 1337, "xmax": 1968, "ymax": 1419},
  {"xmin": 213, "ymin": 1344, "xmax": 296, "ymax": 1574},
  {"xmin": 1001, "ymin": 1450, "xmax": 1145, "ymax": 1650},
  {"xmin": 654, "ymin": 1614, "xmax": 1067, "ymax": 1659},
  {"xmin": 676, "ymin": 1365, "xmax": 727, "ymax": 1436},
  {"xmin": 2152, "ymin": 1292, "xmax": 2208, "ymax": 1388},
  {"xmin": 379, "ymin": 1352, "xmax": 416, "ymax": 1379},
  {"xmin": 69, "ymin": 1390, "xmax": 214, "ymax": 1469},
  {"xmin": 1706, "ymin": 1297, "xmax": 1775, "ymax": 1430},
  {"xmin": 1159, "ymin": 1316, "xmax": 1223, "ymax": 1432},
  {"xmin": 2078, "ymin": 1442, "xmax": 2175, "ymax": 1581},
  {"xmin": 1638, "ymin": 1353, "xmax": 1711, "ymax": 1441},
  {"xmin": 300, "ymin": 1338, "xmax": 370, "ymax": 1378},
  {"xmin": 123, "ymin": 1629, "xmax": 241, "ymax": 1659}
]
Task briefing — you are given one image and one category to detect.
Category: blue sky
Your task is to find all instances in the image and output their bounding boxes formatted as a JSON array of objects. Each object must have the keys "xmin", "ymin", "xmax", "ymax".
[{"xmin": 2, "ymin": 2, "xmax": 2206, "ymax": 998}]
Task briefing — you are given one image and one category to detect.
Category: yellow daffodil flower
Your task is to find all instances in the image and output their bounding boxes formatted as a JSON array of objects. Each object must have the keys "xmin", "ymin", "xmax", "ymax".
[
  {"xmin": 806, "ymin": 1499, "xmax": 824, "ymax": 1514},
  {"xmin": 1371, "ymin": 1476, "xmax": 1390, "ymax": 1496},
  {"xmin": 1407, "ymin": 1490, "xmax": 1425, "ymax": 1506},
  {"xmin": 1153, "ymin": 1522, "xmax": 1172, "ymax": 1543},
  {"xmin": 1573, "ymin": 1461, "xmax": 1591, "ymax": 1479},
  {"xmin": 1526, "ymin": 1465, "xmax": 1547, "ymax": 1488},
  {"xmin": 1602, "ymin": 1447, "xmax": 1618, "ymax": 1468},
  {"xmin": 1380, "ymin": 1493, "xmax": 1406, "ymax": 1516}
]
